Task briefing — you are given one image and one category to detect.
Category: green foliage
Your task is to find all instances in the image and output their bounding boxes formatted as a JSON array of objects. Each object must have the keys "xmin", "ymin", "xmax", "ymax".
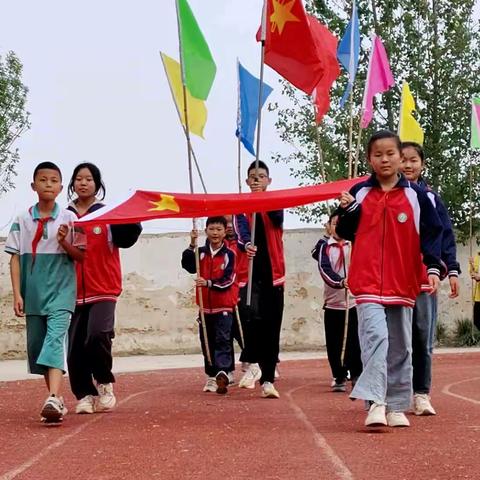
[
  {"xmin": 271, "ymin": 0, "xmax": 480, "ymax": 237},
  {"xmin": 0, "ymin": 51, "xmax": 30, "ymax": 194},
  {"xmin": 453, "ymin": 317, "xmax": 480, "ymax": 346},
  {"xmin": 435, "ymin": 320, "xmax": 449, "ymax": 347}
]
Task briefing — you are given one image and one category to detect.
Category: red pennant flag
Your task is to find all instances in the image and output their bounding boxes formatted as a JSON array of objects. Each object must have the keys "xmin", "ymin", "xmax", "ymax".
[
  {"xmin": 309, "ymin": 15, "xmax": 340, "ymax": 124},
  {"xmin": 76, "ymin": 177, "xmax": 365, "ymax": 226},
  {"xmin": 258, "ymin": 0, "xmax": 325, "ymax": 95}
]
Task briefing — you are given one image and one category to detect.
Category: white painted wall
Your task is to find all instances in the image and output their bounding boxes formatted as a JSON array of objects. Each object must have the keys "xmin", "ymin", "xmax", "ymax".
[{"xmin": 0, "ymin": 230, "xmax": 474, "ymax": 359}]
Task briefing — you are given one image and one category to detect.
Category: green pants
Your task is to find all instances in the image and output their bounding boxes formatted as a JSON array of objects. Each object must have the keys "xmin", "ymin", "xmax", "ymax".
[{"xmin": 26, "ymin": 310, "xmax": 71, "ymax": 375}]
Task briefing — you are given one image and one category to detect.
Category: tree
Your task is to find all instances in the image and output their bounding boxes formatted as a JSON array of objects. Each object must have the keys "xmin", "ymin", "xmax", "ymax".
[
  {"xmin": 0, "ymin": 51, "xmax": 30, "ymax": 194},
  {"xmin": 270, "ymin": 0, "xmax": 480, "ymax": 240}
]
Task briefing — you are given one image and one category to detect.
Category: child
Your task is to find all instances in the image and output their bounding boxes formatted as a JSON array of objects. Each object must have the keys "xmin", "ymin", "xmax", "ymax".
[
  {"xmin": 181, "ymin": 216, "xmax": 237, "ymax": 395},
  {"xmin": 337, "ymin": 130, "xmax": 443, "ymax": 428},
  {"xmin": 401, "ymin": 142, "xmax": 460, "ymax": 416},
  {"xmin": 235, "ymin": 160, "xmax": 285, "ymax": 399},
  {"xmin": 315, "ymin": 209, "xmax": 362, "ymax": 392},
  {"xmin": 66, "ymin": 163, "xmax": 142, "ymax": 414},
  {"xmin": 5, "ymin": 162, "xmax": 85, "ymax": 423},
  {"xmin": 469, "ymin": 253, "xmax": 480, "ymax": 331}
]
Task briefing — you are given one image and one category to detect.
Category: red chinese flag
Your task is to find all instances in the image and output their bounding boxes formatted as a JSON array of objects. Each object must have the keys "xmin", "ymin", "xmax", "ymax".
[
  {"xmin": 309, "ymin": 15, "xmax": 340, "ymax": 124},
  {"xmin": 76, "ymin": 177, "xmax": 365, "ymax": 226},
  {"xmin": 258, "ymin": 0, "xmax": 325, "ymax": 95}
]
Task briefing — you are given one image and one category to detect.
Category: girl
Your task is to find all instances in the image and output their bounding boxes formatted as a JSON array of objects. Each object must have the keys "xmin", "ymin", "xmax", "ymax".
[
  {"xmin": 337, "ymin": 130, "xmax": 443, "ymax": 428},
  {"xmin": 401, "ymin": 142, "xmax": 460, "ymax": 416},
  {"xmin": 67, "ymin": 163, "xmax": 142, "ymax": 414}
]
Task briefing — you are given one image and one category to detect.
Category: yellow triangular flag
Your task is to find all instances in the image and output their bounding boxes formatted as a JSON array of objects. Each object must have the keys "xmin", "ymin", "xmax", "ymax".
[
  {"xmin": 399, "ymin": 82, "xmax": 424, "ymax": 145},
  {"xmin": 160, "ymin": 52, "xmax": 207, "ymax": 138}
]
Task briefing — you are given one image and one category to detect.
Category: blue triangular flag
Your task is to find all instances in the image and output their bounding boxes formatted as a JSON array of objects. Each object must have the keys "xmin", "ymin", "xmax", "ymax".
[
  {"xmin": 337, "ymin": 1, "xmax": 360, "ymax": 107},
  {"xmin": 235, "ymin": 61, "xmax": 273, "ymax": 156}
]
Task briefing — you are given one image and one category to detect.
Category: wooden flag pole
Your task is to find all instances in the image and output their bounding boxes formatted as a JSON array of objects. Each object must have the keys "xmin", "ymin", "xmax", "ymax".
[
  {"xmin": 176, "ymin": 0, "xmax": 212, "ymax": 366},
  {"xmin": 246, "ymin": 0, "xmax": 267, "ymax": 308},
  {"xmin": 310, "ymin": 101, "xmax": 331, "ymax": 215},
  {"xmin": 160, "ymin": 53, "xmax": 208, "ymax": 194}
]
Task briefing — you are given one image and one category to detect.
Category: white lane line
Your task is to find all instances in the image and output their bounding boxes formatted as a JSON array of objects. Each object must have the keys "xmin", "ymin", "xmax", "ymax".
[
  {"xmin": 1, "ymin": 388, "xmax": 155, "ymax": 480},
  {"xmin": 442, "ymin": 376, "xmax": 480, "ymax": 405},
  {"xmin": 285, "ymin": 385, "xmax": 354, "ymax": 480}
]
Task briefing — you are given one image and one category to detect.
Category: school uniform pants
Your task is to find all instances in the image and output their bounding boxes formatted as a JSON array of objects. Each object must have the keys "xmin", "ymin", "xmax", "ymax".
[
  {"xmin": 474, "ymin": 302, "xmax": 480, "ymax": 331},
  {"xmin": 324, "ymin": 307, "xmax": 362, "ymax": 382},
  {"xmin": 237, "ymin": 282, "xmax": 284, "ymax": 384},
  {"xmin": 351, "ymin": 303, "xmax": 413, "ymax": 412},
  {"xmin": 412, "ymin": 292, "xmax": 437, "ymax": 394},
  {"xmin": 199, "ymin": 311, "xmax": 233, "ymax": 378},
  {"xmin": 68, "ymin": 301, "xmax": 116, "ymax": 400}
]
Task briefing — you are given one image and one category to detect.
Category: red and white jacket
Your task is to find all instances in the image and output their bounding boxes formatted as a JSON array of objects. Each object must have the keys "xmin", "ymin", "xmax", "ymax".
[
  {"xmin": 336, "ymin": 174, "xmax": 443, "ymax": 307},
  {"xmin": 68, "ymin": 201, "xmax": 142, "ymax": 305},
  {"xmin": 181, "ymin": 241, "xmax": 237, "ymax": 314},
  {"xmin": 234, "ymin": 211, "xmax": 285, "ymax": 287}
]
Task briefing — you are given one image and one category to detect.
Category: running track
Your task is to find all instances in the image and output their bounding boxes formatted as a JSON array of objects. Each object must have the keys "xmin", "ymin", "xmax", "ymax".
[{"xmin": 1, "ymin": 352, "xmax": 479, "ymax": 480}]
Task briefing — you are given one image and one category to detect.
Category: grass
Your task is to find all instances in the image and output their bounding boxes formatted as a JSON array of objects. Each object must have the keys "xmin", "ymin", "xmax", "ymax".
[{"xmin": 452, "ymin": 318, "xmax": 480, "ymax": 347}]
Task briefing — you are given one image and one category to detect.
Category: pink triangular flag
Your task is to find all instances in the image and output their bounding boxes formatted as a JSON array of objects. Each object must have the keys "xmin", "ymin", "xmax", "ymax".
[{"xmin": 360, "ymin": 35, "xmax": 395, "ymax": 129}]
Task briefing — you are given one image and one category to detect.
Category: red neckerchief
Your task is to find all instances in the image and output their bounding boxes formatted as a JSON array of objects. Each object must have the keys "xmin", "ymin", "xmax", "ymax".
[{"xmin": 31, "ymin": 216, "xmax": 52, "ymax": 269}]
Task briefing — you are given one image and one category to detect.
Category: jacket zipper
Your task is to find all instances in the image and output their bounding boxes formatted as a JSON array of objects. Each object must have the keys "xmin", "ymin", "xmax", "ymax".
[{"xmin": 380, "ymin": 194, "xmax": 387, "ymax": 299}]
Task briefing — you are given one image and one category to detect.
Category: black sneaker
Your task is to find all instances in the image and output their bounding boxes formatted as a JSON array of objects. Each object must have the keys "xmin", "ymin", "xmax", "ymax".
[{"xmin": 332, "ymin": 378, "xmax": 347, "ymax": 392}]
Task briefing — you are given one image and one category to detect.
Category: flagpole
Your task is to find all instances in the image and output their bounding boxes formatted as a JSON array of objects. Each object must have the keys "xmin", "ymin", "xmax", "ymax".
[
  {"xmin": 310, "ymin": 101, "xmax": 331, "ymax": 215},
  {"xmin": 236, "ymin": 59, "xmax": 242, "ymax": 193},
  {"xmin": 346, "ymin": 0, "xmax": 356, "ymax": 179},
  {"xmin": 160, "ymin": 52, "xmax": 208, "ymax": 194},
  {"xmin": 246, "ymin": 0, "xmax": 267, "ymax": 308},
  {"xmin": 469, "ymin": 150, "xmax": 475, "ymax": 337},
  {"xmin": 175, "ymin": 0, "xmax": 212, "ymax": 366}
]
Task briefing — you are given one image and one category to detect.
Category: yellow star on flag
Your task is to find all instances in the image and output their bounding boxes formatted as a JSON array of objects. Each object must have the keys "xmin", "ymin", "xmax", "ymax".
[
  {"xmin": 270, "ymin": 0, "xmax": 300, "ymax": 35},
  {"xmin": 148, "ymin": 194, "xmax": 180, "ymax": 213}
]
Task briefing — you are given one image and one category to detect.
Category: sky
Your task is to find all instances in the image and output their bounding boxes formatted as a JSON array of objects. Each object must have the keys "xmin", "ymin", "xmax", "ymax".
[{"xmin": 0, "ymin": 0, "xmax": 479, "ymax": 234}]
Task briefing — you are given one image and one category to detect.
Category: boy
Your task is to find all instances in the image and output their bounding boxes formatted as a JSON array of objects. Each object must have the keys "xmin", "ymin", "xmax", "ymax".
[
  {"xmin": 181, "ymin": 216, "xmax": 237, "ymax": 394},
  {"xmin": 337, "ymin": 130, "xmax": 443, "ymax": 428},
  {"xmin": 315, "ymin": 209, "xmax": 362, "ymax": 392},
  {"xmin": 234, "ymin": 160, "xmax": 285, "ymax": 399},
  {"xmin": 5, "ymin": 162, "xmax": 85, "ymax": 423}
]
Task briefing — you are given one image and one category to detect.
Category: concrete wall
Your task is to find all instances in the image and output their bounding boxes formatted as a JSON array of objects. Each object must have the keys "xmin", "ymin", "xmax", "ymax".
[{"xmin": 0, "ymin": 230, "xmax": 474, "ymax": 360}]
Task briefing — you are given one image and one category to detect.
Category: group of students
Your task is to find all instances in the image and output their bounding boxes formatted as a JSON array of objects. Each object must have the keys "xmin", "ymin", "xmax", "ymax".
[
  {"xmin": 180, "ymin": 130, "xmax": 463, "ymax": 429},
  {"xmin": 5, "ymin": 128, "xmax": 467, "ymax": 429},
  {"xmin": 181, "ymin": 159, "xmax": 285, "ymax": 399},
  {"xmin": 5, "ymin": 161, "xmax": 141, "ymax": 423}
]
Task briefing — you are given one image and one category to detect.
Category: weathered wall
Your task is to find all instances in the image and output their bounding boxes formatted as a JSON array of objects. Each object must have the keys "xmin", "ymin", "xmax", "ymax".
[{"xmin": 0, "ymin": 230, "xmax": 473, "ymax": 359}]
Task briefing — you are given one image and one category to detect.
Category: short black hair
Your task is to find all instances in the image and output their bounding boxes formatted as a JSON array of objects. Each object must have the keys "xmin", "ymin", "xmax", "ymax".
[
  {"xmin": 33, "ymin": 162, "xmax": 62, "ymax": 181},
  {"xmin": 206, "ymin": 216, "xmax": 227, "ymax": 228},
  {"xmin": 68, "ymin": 162, "xmax": 106, "ymax": 200},
  {"xmin": 367, "ymin": 130, "xmax": 401, "ymax": 158},
  {"xmin": 247, "ymin": 160, "xmax": 269, "ymax": 176},
  {"xmin": 328, "ymin": 208, "xmax": 342, "ymax": 223},
  {"xmin": 401, "ymin": 141, "xmax": 425, "ymax": 163}
]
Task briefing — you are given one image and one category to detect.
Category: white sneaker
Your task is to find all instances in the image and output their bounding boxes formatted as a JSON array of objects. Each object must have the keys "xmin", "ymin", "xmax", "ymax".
[
  {"xmin": 75, "ymin": 395, "xmax": 95, "ymax": 414},
  {"xmin": 365, "ymin": 403, "xmax": 387, "ymax": 427},
  {"xmin": 203, "ymin": 377, "xmax": 217, "ymax": 392},
  {"xmin": 414, "ymin": 393, "xmax": 436, "ymax": 416},
  {"xmin": 96, "ymin": 383, "xmax": 116, "ymax": 412},
  {"xmin": 239, "ymin": 364, "xmax": 261, "ymax": 389},
  {"xmin": 41, "ymin": 395, "xmax": 67, "ymax": 423},
  {"xmin": 386, "ymin": 411, "xmax": 410, "ymax": 427},
  {"xmin": 227, "ymin": 371, "xmax": 235, "ymax": 386},
  {"xmin": 215, "ymin": 371, "xmax": 229, "ymax": 395},
  {"xmin": 261, "ymin": 381, "xmax": 280, "ymax": 399}
]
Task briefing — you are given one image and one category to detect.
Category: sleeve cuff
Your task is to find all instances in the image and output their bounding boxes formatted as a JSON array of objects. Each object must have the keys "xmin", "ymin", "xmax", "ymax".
[
  {"xmin": 448, "ymin": 270, "xmax": 459, "ymax": 278},
  {"xmin": 346, "ymin": 201, "xmax": 359, "ymax": 213},
  {"xmin": 427, "ymin": 267, "xmax": 440, "ymax": 277}
]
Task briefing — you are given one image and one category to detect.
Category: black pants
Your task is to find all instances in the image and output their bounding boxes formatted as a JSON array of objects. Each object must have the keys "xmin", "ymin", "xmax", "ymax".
[
  {"xmin": 474, "ymin": 302, "xmax": 480, "ymax": 331},
  {"xmin": 228, "ymin": 307, "xmax": 245, "ymax": 372},
  {"xmin": 324, "ymin": 307, "xmax": 362, "ymax": 382},
  {"xmin": 68, "ymin": 301, "xmax": 116, "ymax": 400},
  {"xmin": 237, "ymin": 283, "xmax": 284, "ymax": 384},
  {"xmin": 199, "ymin": 311, "xmax": 233, "ymax": 377}
]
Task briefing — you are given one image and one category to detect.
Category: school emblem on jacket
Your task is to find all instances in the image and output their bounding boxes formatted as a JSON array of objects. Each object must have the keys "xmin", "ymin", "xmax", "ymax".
[
  {"xmin": 93, "ymin": 226, "xmax": 102, "ymax": 235},
  {"xmin": 397, "ymin": 212, "xmax": 408, "ymax": 223}
]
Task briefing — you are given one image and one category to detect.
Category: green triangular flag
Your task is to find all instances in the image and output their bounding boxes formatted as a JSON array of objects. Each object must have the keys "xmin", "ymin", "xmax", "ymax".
[
  {"xmin": 471, "ymin": 96, "xmax": 480, "ymax": 149},
  {"xmin": 177, "ymin": 0, "xmax": 216, "ymax": 101}
]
